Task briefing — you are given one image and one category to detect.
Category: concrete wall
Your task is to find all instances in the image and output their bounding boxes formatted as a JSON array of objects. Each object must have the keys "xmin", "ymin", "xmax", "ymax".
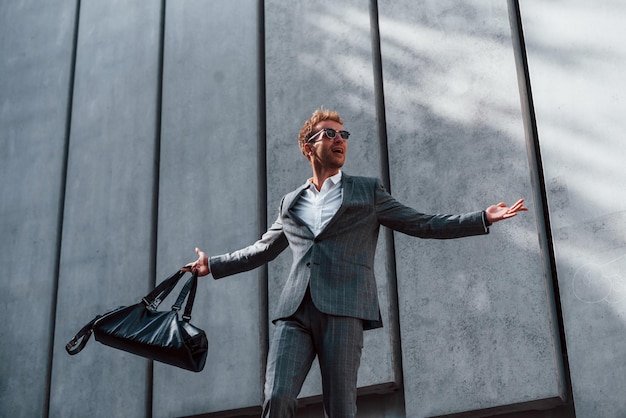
[
  {"xmin": 1, "ymin": 1, "xmax": 624, "ymax": 417},
  {"xmin": 154, "ymin": 0, "xmax": 263, "ymax": 416},
  {"xmin": 49, "ymin": 1, "xmax": 163, "ymax": 416},
  {"xmin": 520, "ymin": 1, "xmax": 626, "ymax": 417},
  {"xmin": 378, "ymin": 1, "xmax": 563, "ymax": 415},
  {"xmin": 0, "ymin": 0, "xmax": 77, "ymax": 416}
]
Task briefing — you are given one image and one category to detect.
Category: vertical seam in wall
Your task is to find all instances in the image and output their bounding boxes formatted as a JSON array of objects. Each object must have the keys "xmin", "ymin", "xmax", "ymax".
[
  {"xmin": 507, "ymin": 0, "xmax": 575, "ymax": 412},
  {"xmin": 147, "ymin": 0, "xmax": 167, "ymax": 417},
  {"xmin": 369, "ymin": 0, "xmax": 405, "ymax": 397},
  {"xmin": 257, "ymin": 0, "xmax": 269, "ymax": 404},
  {"xmin": 44, "ymin": 0, "xmax": 81, "ymax": 416}
]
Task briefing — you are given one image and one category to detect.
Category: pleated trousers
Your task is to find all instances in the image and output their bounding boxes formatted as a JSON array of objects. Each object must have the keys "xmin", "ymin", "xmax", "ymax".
[{"xmin": 262, "ymin": 289, "xmax": 364, "ymax": 418}]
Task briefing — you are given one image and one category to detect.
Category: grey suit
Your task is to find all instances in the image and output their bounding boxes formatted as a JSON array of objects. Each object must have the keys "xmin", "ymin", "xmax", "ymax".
[
  {"xmin": 208, "ymin": 173, "xmax": 489, "ymax": 417},
  {"xmin": 210, "ymin": 173, "xmax": 488, "ymax": 327}
]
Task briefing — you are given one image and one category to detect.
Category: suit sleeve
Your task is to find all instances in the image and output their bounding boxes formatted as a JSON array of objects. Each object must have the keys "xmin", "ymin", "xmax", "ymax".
[
  {"xmin": 209, "ymin": 207, "xmax": 289, "ymax": 279},
  {"xmin": 374, "ymin": 179, "xmax": 489, "ymax": 239}
]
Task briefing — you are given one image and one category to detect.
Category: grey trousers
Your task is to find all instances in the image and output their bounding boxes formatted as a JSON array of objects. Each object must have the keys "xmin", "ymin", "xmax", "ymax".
[{"xmin": 262, "ymin": 289, "xmax": 364, "ymax": 418}]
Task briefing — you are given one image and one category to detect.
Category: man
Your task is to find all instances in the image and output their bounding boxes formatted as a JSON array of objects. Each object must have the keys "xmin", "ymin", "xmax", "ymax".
[{"xmin": 185, "ymin": 109, "xmax": 527, "ymax": 418}]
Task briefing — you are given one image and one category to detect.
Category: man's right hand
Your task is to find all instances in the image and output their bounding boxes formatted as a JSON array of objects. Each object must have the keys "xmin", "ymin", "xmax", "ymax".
[{"xmin": 183, "ymin": 247, "xmax": 210, "ymax": 277}]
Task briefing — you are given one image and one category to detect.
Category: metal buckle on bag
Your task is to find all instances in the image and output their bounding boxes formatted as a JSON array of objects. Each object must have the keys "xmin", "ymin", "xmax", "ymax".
[
  {"xmin": 182, "ymin": 314, "xmax": 191, "ymax": 322},
  {"xmin": 142, "ymin": 297, "xmax": 160, "ymax": 310},
  {"xmin": 66, "ymin": 337, "xmax": 78, "ymax": 351}
]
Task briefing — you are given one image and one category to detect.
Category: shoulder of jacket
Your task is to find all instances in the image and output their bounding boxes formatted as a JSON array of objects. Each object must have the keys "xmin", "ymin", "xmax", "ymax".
[{"xmin": 342, "ymin": 173, "xmax": 380, "ymax": 185}]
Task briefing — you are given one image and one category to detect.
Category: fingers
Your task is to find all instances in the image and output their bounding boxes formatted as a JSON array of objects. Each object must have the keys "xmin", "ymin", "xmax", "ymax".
[
  {"xmin": 182, "ymin": 262, "xmax": 197, "ymax": 274},
  {"xmin": 507, "ymin": 198, "xmax": 528, "ymax": 214},
  {"xmin": 498, "ymin": 198, "xmax": 528, "ymax": 220},
  {"xmin": 509, "ymin": 198, "xmax": 523, "ymax": 210},
  {"xmin": 181, "ymin": 248, "xmax": 208, "ymax": 274},
  {"xmin": 195, "ymin": 247, "xmax": 208, "ymax": 263}
]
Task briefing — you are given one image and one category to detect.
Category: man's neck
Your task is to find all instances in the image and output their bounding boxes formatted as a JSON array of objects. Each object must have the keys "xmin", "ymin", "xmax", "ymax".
[{"xmin": 310, "ymin": 168, "xmax": 340, "ymax": 191}]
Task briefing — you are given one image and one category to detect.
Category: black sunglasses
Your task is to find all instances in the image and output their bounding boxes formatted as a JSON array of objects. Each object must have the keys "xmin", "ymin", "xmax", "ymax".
[{"xmin": 307, "ymin": 128, "xmax": 350, "ymax": 143}]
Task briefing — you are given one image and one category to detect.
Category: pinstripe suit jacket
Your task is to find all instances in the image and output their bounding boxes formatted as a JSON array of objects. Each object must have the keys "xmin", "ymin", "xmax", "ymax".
[{"xmin": 209, "ymin": 173, "xmax": 488, "ymax": 329}]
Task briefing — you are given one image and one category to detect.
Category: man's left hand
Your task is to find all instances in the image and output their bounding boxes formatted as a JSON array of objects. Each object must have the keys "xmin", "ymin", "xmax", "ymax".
[{"xmin": 485, "ymin": 198, "xmax": 528, "ymax": 224}]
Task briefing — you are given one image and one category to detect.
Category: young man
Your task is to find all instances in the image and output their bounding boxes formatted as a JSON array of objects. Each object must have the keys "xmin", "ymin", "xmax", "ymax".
[{"xmin": 186, "ymin": 109, "xmax": 527, "ymax": 418}]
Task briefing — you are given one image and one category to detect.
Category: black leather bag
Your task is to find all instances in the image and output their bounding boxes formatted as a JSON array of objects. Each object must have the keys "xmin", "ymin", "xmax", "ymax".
[{"xmin": 66, "ymin": 269, "xmax": 208, "ymax": 372}]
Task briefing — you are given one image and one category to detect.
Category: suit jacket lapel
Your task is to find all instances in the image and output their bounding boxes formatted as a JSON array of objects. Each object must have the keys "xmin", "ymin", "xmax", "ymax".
[{"xmin": 285, "ymin": 182, "xmax": 315, "ymax": 236}]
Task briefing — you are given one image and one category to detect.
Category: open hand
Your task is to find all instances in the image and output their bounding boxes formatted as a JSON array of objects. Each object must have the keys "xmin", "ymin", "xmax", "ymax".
[
  {"xmin": 183, "ymin": 247, "xmax": 210, "ymax": 277},
  {"xmin": 485, "ymin": 198, "xmax": 528, "ymax": 224}
]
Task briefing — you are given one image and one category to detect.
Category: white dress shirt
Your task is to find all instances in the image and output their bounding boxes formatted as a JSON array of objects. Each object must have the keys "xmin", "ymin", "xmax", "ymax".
[{"xmin": 291, "ymin": 171, "xmax": 343, "ymax": 237}]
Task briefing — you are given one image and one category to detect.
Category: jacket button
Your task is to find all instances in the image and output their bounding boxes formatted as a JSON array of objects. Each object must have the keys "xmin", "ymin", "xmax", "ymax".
[{"xmin": 306, "ymin": 262, "xmax": 311, "ymax": 267}]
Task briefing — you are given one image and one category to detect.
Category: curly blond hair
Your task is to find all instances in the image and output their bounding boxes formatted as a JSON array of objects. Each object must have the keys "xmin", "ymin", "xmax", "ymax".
[{"xmin": 298, "ymin": 108, "xmax": 344, "ymax": 157}]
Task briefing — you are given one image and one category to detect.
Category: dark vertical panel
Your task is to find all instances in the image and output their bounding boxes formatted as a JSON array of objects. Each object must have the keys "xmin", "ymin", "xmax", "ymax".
[
  {"xmin": 45, "ymin": 0, "xmax": 81, "ymax": 414},
  {"xmin": 369, "ymin": 0, "xmax": 405, "ymax": 391},
  {"xmin": 257, "ymin": 0, "xmax": 270, "ymax": 400},
  {"xmin": 154, "ymin": 0, "xmax": 262, "ymax": 415},
  {"xmin": 146, "ymin": 0, "xmax": 168, "ymax": 416},
  {"xmin": 507, "ymin": 0, "xmax": 571, "ymax": 409},
  {"xmin": 49, "ymin": 1, "xmax": 163, "ymax": 416},
  {"xmin": 0, "ymin": 0, "xmax": 78, "ymax": 416}
]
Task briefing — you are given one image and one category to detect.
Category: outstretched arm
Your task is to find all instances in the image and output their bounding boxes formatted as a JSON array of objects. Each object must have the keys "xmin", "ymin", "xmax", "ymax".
[
  {"xmin": 182, "ymin": 212, "xmax": 289, "ymax": 279},
  {"xmin": 485, "ymin": 198, "xmax": 528, "ymax": 224}
]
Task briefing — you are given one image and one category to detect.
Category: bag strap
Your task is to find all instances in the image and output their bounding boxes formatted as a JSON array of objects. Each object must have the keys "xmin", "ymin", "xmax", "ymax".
[
  {"xmin": 65, "ymin": 314, "xmax": 101, "ymax": 355},
  {"xmin": 142, "ymin": 268, "xmax": 187, "ymax": 310},
  {"xmin": 171, "ymin": 271, "xmax": 199, "ymax": 322}
]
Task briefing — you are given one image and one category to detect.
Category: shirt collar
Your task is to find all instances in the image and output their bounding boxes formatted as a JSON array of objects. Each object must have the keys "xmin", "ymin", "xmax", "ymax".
[
  {"xmin": 306, "ymin": 170, "xmax": 342, "ymax": 188},
  {"xmin": 328, "ymin": 170, "xmax": 342, "ymax": 185}
]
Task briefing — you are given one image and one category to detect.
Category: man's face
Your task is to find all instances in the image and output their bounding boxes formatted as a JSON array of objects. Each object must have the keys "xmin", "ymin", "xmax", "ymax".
[{"xmin": 306, "ymin": 119, "xmax": 348, "ymax": 170}]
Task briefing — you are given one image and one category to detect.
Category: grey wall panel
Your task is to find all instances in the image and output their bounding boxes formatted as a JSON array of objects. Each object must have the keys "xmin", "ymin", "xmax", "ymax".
[
  {"xmin": 0, "ymin": 1, "xmax": 77, "ymax": 416},
  {"xmin": 520, "ymin": 1, "xmax": 626, "ymax": 417},
  {"xmin": 153, "ymin": 0, "xmax": 263, "ymax": 415},
  {"xmin": 264, "ymin": 0, "xmax": 399, "ymax": 399},
  {"xmin": 48, "ymin": 1, "xmax": 163, "ymax": 417},
  {"xmin": 378, "ymin": 1, "xmax": 565, "ymax": 416},
  {"xmin": 3, "ymin": 0, "xmax": 622, "ymax": 416}
]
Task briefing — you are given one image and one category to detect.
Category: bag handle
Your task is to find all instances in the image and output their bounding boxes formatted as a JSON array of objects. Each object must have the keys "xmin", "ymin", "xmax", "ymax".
[
  {"xmin": 142, "ymin": 268, "xmax": 187, "ymax": 310},
  {"xmin": 66, "ymin": 314, "xmax": 101, "ymax": 355},
  {"xmin": 171, "ymin": 271, "xmax": 199, "ymax": 322}
]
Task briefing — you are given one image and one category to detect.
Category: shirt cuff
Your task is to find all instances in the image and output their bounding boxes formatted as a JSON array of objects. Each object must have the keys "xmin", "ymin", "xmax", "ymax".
[{"xmin": 482, "ymin": 210, "xmax": 492, "ymax": 232}]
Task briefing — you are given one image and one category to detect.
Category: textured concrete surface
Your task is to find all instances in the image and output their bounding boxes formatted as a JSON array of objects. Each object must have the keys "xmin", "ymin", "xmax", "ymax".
[
  {"xmin": 378, "ymin": 0, "xmax": 565, "ymax": 416},
  {"xmin": 153, "ymin": 0, "xmax": 263, "ymax": 415},
  {"xmin": 1, "ymin": 0, "xmax": 622, "ymax": 417},
  {"xmin": 48, "ymin": 1, "xmax": 163, "ymax": 416},
  {"xmin": 0, "ymin": 0, "xmax": 76, "ymax": 416},
  {"xmin": 521, "ymin": 1, "xmax": 626, "ymax": 417}
]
